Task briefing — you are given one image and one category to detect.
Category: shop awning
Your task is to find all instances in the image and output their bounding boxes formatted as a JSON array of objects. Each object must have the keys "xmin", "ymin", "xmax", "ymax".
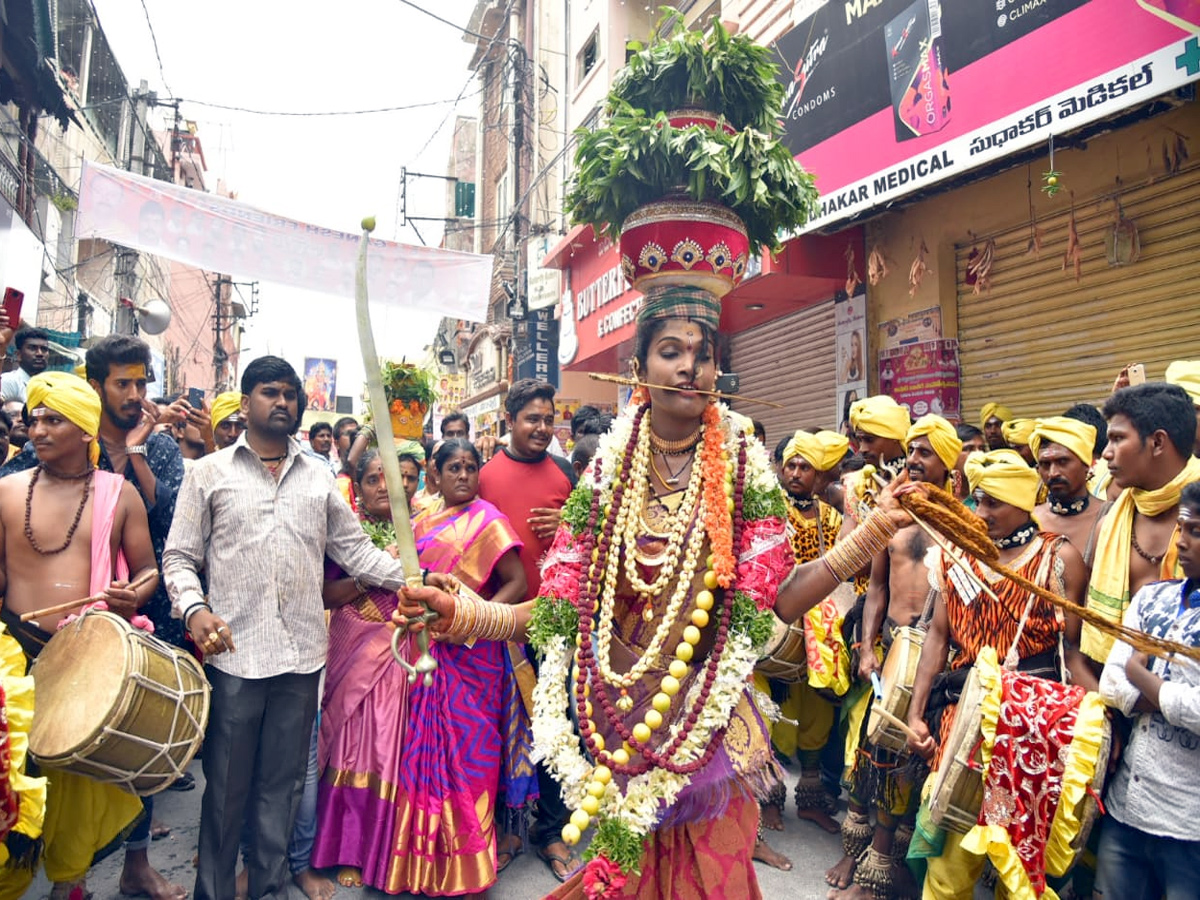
[{"xmin": 720, "ymin": 226, "xmax": 863, "ymax": 333}]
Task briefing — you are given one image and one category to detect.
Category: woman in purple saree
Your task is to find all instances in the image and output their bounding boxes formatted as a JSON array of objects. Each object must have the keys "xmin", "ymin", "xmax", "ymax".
[{"xmin": 312, "ymin": 441, "xmax": 533, "ymax": 896}]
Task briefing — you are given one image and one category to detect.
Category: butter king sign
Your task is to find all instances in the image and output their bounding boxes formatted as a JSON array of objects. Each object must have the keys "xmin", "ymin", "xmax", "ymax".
[{"xmin": 773, "ymin": 0, "xmax": 1200, "ymax": 233}]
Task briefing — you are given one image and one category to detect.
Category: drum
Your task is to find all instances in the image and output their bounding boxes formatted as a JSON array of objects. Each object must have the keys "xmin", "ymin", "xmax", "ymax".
[
  {"xmin": 755, "ymin": 614, "xmax": 807, "ymax": 683},
  {"xmin": 930, "ymin": 662, "xmax": 1113, "ymax": 860},
  {"xmin": 866, "ymin": 626, "xmax": 925, "ymax": 754},
  {"xmin": 29, "ymin": 610, "xmax": 210, "ymax": 796},
  {"xmin": 928, "ymin": 664, "xmax": 989, "ymax": 834}
]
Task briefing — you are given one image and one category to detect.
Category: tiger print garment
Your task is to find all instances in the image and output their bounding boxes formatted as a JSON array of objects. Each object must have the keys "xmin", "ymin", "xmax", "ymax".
[{"xmin": 938, "ymin": 533, "xmax": 1067, "ymax": 673}]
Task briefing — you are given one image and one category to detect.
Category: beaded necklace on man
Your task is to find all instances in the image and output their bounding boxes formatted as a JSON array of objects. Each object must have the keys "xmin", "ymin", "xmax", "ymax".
[{"xmin": 25, "ymin": 464, "xmax": 94, "ymax": 555}]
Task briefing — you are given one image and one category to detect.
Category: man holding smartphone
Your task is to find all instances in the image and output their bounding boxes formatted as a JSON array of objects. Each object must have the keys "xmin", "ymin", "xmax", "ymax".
[{"xmin": 0, "ymin": 326, "xmax": 51, "ymax": 403}]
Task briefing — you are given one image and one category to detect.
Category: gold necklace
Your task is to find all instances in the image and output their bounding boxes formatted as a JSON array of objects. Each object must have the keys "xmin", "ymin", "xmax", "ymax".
[{"xmin": 649, "ymin": 426, "xmax": 702, "ymax": 455}]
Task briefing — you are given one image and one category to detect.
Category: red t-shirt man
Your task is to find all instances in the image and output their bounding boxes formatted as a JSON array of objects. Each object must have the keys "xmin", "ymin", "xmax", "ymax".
[{"xmin": 478, "ymin": 380, "xmax": 576, "ymax": 601}]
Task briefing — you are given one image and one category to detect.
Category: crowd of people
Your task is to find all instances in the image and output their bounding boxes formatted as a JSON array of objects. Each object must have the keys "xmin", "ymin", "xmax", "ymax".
[{"xmin": 0, "ymin": 305, "xmax": 1196, "ymax": 900}]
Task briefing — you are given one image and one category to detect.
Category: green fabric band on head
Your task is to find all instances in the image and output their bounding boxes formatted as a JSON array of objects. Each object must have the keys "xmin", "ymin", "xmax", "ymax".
[{"xmin": 636, "ymin": 284, "xmax": 721, "ymax": 331}]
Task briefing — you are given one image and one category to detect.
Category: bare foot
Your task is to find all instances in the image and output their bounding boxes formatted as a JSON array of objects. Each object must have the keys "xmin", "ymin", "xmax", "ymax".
[
  {"xmin": 753, "ymin": 839, "xmax": 793, "ymax": 871},
  {"xmin": 119, "ymin": 853, "xmax": 187, "ymax": 900},
  {"xmin": 832, "ymin": 886, "xmax": 874, "ymax": 899},
  {"xmin": 293, "ymin": 868, "xmax": 337, "ymax": 900},
  {"xmin": 761, "ymin": 804, "xmax": 785, "ymax": 832},
  {"xmin": 797, "ymin": 806, "xmax": 841, "ymax": 834},
  {"xmin": 825, "ymin": 854, "xmax": 857, "ymax": 891},
  {"xmin": 496, "ymin": 833, "xmax": 523, "ymax": 874}
]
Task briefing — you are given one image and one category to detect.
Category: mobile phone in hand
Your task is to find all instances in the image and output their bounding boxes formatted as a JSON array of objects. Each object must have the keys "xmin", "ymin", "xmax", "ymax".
[
  {"xmin": 188, "ymin": 387, "xmax": 205, "ymax": 408},
  {"xmin": 2, "ymin": 287, "xmax": 24, "ymax": 332},
  {"xmin": 1127, "ymin": 364, "xmax": 1146, "ymax": 386}
]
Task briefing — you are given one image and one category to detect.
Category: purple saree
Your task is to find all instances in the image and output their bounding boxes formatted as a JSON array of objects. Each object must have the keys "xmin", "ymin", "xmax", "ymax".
[{"xmin": 312, "ymin": 499, "xmax": 535, "ymax": 896}]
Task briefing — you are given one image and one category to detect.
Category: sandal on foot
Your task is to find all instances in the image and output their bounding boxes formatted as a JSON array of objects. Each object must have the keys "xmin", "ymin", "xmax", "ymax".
[{"xmin": 536, "ymin": 846, "xmax": 581, "ymax": 883}]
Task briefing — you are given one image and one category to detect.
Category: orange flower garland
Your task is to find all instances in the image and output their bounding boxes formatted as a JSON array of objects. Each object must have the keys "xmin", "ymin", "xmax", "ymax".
[{"xmin": 700, "ymin": 401, "xmax": 735, "ymax": 587}]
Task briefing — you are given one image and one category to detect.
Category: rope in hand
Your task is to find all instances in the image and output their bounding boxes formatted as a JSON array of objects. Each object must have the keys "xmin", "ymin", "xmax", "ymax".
[{"xmin": 897, "ymin": 482, "xmax": 1200, "ymax": 664}]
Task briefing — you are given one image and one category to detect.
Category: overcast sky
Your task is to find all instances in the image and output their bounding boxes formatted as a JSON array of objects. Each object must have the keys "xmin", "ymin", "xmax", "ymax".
[{"xmin": 91, "ymin": 0, "xmax": 484, "ymax": 399}]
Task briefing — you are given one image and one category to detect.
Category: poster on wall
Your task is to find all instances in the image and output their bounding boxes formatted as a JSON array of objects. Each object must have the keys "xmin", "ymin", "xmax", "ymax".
[
  {"xmin": 835, "ymin": 289, "xmax": 868, "ymax": 436},
  {"xmin": 773, "ymin": 0, "xmax": 1200, "ymax": 232},
  {"xmin": 879, "ymin": 338, "xmax": 961, "ymax": 421},
  {"xmin": 878, "ymin": 306, "xmax": 942, "ymax": 351},
  {"xmin": 303, "ymin": 358, "xmax": 337, "ymax": 411},
  {"xmin": 432, "ymin": 373, "xmax": 466, "ymax": 436}
]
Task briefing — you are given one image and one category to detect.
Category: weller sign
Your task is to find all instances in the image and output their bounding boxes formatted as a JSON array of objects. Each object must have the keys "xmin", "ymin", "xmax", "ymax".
[{"xmin": 774, "ymin": 0, "xmax": 1200, "ymax": 231}]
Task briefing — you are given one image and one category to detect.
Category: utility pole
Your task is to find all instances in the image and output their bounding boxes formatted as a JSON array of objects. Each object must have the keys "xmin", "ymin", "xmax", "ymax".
[{"xmin": 212, "ymin": 274, "xmax": 228, "ymax": 390}]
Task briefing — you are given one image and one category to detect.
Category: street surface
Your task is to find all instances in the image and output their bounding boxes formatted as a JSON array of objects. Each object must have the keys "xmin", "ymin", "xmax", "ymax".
[{"xmin": 31, "ymin": 759, "xmax": 846, "ymax": 899}]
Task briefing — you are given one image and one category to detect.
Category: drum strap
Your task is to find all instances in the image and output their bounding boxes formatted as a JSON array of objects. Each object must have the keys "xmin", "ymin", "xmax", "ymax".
[{"xmin": 0, "ymin": 606, "xmax": 49, "ymax": 666}]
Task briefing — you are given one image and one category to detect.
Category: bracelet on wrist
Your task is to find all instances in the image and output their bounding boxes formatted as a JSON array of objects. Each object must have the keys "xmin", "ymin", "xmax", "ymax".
[{"xmin": 183, "ymin": 601, "xmax": 210, "ymax": 628}]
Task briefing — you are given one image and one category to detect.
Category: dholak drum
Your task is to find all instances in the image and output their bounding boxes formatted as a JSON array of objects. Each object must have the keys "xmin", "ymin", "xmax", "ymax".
[
  {"xmin": 866, "ymin": 626, "xmax": 924, "ymax": 754},
  {"xmin": 930, "ymin": 661, "xmax": 1113, "ymax": 861},
  {"xmin": 29, "ymin": 610, "xmax": 210, "ymax": 796},
  {"xmin": 755, "ymin": 614, "xmax": 807, "ymax": 683},
  {"xmin": 928, "ymin": 664, "xmax": 988, "ymax": 834}
]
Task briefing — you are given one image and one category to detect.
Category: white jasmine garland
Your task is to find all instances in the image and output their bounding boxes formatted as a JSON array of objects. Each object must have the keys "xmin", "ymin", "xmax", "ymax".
[{"xmin": 530, "ymin": 399, "xmax": 783, "ymax": 865}]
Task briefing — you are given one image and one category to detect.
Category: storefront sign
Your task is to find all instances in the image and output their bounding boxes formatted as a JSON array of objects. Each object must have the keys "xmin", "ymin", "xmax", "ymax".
[
  {"xmin": 835, "ymin": 290, "xmax": 867, "ymax": 435},
  {"xmin": 467, "ymin": 339, "xmax": 501, "ymax": 394},
  {"xmin": 774, "ymin": 0, "xmax": 1200, "ymax": 231},
  {"xmin": 463, "ymin": 395, "xmax": 500, "ymax": 419},
  {"xmin": 879, "ymin": 338, "xmax": 961, "ymax": 421},
  {"xmin": 527, "ymin": 235, "xmax": 561, "ymax": 311},
  {"xmin": 516, "ymin": 306, "xmax": 560, "ymax": 386},
  {"xmin": 555, "ymin": 231, "xmax": 642, "ymax": 370}
]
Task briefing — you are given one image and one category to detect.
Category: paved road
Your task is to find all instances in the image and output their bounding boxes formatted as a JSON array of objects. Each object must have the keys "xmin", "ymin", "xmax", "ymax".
[{"xmin": 37, "ymin": 760, "xmax": 847, "ymax": 899}]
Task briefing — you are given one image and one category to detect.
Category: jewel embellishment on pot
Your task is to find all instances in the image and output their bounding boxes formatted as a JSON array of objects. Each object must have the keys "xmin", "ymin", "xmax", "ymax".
[{"xmin": 671, "ymin": 239, "xmax": 703, "ymax": 269}]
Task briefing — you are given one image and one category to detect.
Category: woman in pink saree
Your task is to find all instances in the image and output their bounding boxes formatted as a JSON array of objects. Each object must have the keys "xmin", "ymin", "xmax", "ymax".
[{"xmin": 312, "ymin": 440, "xmax": 533, "ymax": 896}]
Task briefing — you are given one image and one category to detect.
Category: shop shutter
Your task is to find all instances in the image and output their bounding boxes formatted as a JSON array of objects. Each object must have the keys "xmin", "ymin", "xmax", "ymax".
[
  {"xmin": 957, "ymin": 164, "xmax": 1200, "ymax": 422},
  {"xmin": 729, "ymin": 299, "xmax": 837, "ymax": 446}
]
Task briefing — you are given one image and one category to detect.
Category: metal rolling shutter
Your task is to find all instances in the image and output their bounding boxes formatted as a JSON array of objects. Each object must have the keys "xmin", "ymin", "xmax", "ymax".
[
  {"xmin": 957, "ymin": 164, "xmax": 1200, "ymax": 421},
  {"xmin": 730, "ymin": 300, "xmax": 837, "ymax": 445}
]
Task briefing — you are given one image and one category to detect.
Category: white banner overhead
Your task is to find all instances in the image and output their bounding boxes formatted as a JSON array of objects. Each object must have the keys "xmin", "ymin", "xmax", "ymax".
[{"xmin": 75, "ymin": 161, "xmax": 492, "ymax": 323}]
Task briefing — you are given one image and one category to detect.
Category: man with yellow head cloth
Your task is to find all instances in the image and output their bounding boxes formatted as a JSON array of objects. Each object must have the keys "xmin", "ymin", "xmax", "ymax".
[
  {"xmin": 826, "ymin": 414, "xmax": 961, "ymax": 899},
  {"xmin": 849, "ymin": 396, "xmax": 910, "ymax": 471},
  {"xmin": 1000, "ymin": 418, "xmax": 1037, "ymax": 466},
  {"xmin": 905, "ymin": 449, "xmax": 1091, "ymax": 899},
  {"xmin": 980, "ymin": 402, "xmax": 1013, "ymax": 450},
  {"xmin": 210, "ymin": 390, "xmax": 244, "ymax": 450},
  {"xmin": 0, "ymin": 371, "xmax": 162, "ymax": 900},
  {"xmin": 753, "ymin": 431, "xmax": 847, "ymax": 864},
  {"xmin": 1166, "ymin": 359, "xmax": 1200, "ymax": 456},
  {"xmin": 0, "ymin": 338, "xmax": 189, "ymax": 897},
  {"xmin": 1032, "ymin": 417, "xmax": 1104, "ymax": 577}
]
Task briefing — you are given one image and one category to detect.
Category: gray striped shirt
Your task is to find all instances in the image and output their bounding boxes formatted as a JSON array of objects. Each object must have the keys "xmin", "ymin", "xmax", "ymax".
[{"xmin": 163, "ymin": 434, "xmax": 405, "ymax": 678}]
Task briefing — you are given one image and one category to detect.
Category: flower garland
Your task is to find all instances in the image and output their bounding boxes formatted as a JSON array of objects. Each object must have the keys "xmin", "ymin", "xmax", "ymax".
[{"xmin": 529, "ymin": 400, "xmax": 791, "ymax": 888}]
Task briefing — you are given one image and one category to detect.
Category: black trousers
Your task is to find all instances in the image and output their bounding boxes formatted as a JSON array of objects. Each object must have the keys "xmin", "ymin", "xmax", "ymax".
[{"xmin": 195, "ymin": 667, "xmax": 319, "ymax": 900}]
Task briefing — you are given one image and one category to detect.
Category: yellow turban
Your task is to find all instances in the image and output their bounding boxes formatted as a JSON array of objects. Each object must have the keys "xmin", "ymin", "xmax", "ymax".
[
  {"xmin": 906, "ymin": 414, "xmax": 963, "ymax": 472},
  {"xmin": 783, "ymin": 430, "xmax": 822, "ymax": 470},
  {"xmin": 1166, "ymin": 360, "xmax": 1200, "ymax": 405},
  {"xmin": 849, "ymin": 396, "xmax": 911, "ymax": 445},
  {"xmin": 26, "ymin": 371, "xmax": 102, "ymax": 467},
  {"xmin": 210, "ymin": 391, "xmax": 243, "ymax": 431},
  {"xmin": 1029, "ymin": 417, "xmax": 1096, "ymax": 466},
  {"xmin": 964, "ymin": 449, "xmax": 1041, "ymax": 512},
  {"xmin": 813, "ymin": 430, "xmax": 851, "ymax": 471},
  {"xmin": 980, "ymin": 402, "xmax": 1013, "ymax": 428},
  {"xmin": 1001, "ymin": 418, "xmax": 1036, "ymax": 448}
]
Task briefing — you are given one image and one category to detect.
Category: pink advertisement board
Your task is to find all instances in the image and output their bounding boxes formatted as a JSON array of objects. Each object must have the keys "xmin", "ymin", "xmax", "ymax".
[
  {"xmin": 879, "ymin": 339, "xmax": 961, "ymax": 422},
  {"xmin": 774, "ymin": 0, "xmax": 1200, "ymax": 231}
]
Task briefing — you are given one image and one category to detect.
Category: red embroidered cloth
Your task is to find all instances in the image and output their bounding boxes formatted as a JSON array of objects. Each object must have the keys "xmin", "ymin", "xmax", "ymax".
[
  {"xmin": 980, "ymin": 671, "xmax": 1085, "ymax": 895},
  {"xmin": 0, "ymin": 682, "xmax": 19, "ymax": 843}
]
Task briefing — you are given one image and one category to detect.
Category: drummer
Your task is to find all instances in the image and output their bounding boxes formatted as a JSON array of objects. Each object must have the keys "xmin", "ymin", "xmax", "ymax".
[
  {"xmin": 828, "ymin": 414, "xmax": 960, "ymax": 899},
  {"xmin": 0, "ymin": 371, "xmax": 157, "ymax": 900},
  {"xmin": 753, "ymin": 430, "xmax": 848, "ymax": 871},
  {"xmin": 905, "ymin": 449, "xmax": 1090, "ymax": 899}
]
